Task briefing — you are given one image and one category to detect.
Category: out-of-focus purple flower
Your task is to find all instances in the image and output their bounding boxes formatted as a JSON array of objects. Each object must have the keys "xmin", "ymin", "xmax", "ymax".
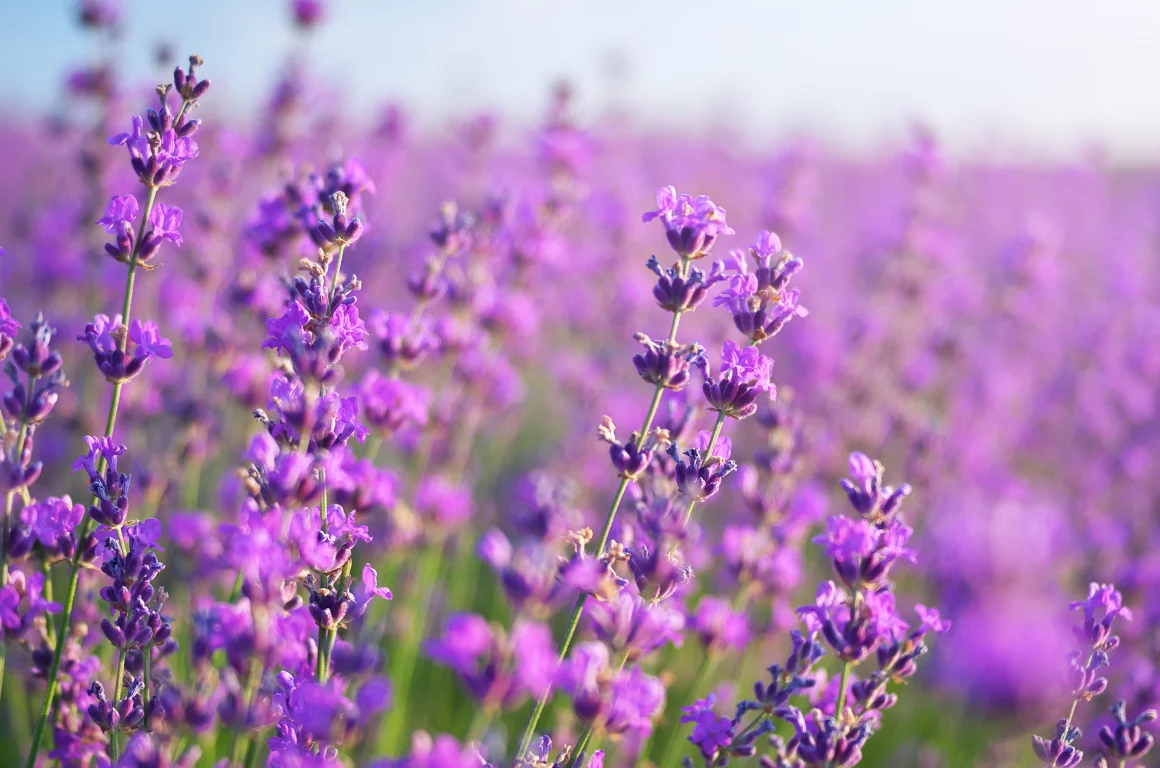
[
  {"xmin": 555, "ymin": 642, "xmax": 664, "ymax": 734},
  {"xmin": 692, "ymin": 596, "xmax": 750, "ymax": 652},
  {"xmin": 292, "ymin": 0, "xmax": 326, "ymax": 28},
  {"xmin": 587, "ymin": 591, "xmax": 684, "ymax": 661},
  {"xmin": 413, "ymin": 476, "xmax": 473, "ymax": 527},
  {"xmin": 79, "ymin": 0, "xmax": 121, "ymax": 28},
  {"xmin": 370, "ymin": 733, "xmax": 482, "ymax": 768},
  {"xmin": 424, "ymin": 614, "xmax": 555, "ymax": 708},
  {"xmin": 357, "ymin": 372, "xmax": 430, "ymax": 437}
]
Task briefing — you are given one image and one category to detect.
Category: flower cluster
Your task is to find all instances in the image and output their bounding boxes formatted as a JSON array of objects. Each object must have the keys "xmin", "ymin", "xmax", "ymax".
[{"xmin": 1031, "ymin": 584, "xmax": 1134, "ymax": 768}]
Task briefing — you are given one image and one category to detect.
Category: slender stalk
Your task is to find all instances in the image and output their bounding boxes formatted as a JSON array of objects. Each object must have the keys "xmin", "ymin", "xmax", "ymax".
[
  {"xmin": 514, "ymin": 300, "xmax": 688, "ymax": 759},
  {"xmin": 317, "ymin": 558, "xmax": 352, "ymax": 685},
  {"xmin": 40, "ymin": 558, "xmax": 54, "ymax": 644},
  {"xmin": 108, "ymin": 648, "xmax": 127, "ymax": 760},
  {"xmin": 243, "ymin": 737, "xmax": 261, "ymax": 768},
  {"xmin": 834, "ymin": 661, "xmax": 853, "ymax": 718},
  {"xmin": 379, "ymin": 541, "xmax": 445, "ymax": 754},
  {"xmin": 834, "ymin": 590, "xmax": 864, "ymax": 718},
  {"xmin": 26, "ymin": 184, "xmax": 159, "ymax": 768},
  {"xmin": 328, "ymin": 243, "xmax": 348, "ymax": 307},
  {"xmin": 681, "ymin": 411, "xmax": 728, "ymax": 529},
  {"xmin": 315, "ymin": 625, "xmax": 330, "ymax": 682},
  {"xmin": 464, "ymin": 705, "xmax": 492, "ymax": 745},
  {"xmin": 656, "ymin": 651, "xmax": 721, "ymax": 767},
  {"xmin": 142, "ymin": 649, "xmax": 152, "ymax": 731},
  {"xmin": 570, "ymin": 729, "xmax": 594, "ymax": 767}
]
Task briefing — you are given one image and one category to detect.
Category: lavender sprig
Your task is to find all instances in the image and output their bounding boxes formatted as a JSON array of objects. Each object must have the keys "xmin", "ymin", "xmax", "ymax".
[
  {"xmin": 513, "ymin": 186, "xmax": 732, "ymax": 758},
  {"xmin": 1031, "ymin": 583, "xmax": 1133, "ymax": 768},
  {"xmin": 25, "ymin": 54, "xmax": 209, "ymax": 768}
]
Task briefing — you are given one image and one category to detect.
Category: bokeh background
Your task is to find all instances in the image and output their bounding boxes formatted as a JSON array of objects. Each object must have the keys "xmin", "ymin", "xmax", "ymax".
[{"xmin": 1, "ymin": 2, "xmax": 1158, "ymax": 767}]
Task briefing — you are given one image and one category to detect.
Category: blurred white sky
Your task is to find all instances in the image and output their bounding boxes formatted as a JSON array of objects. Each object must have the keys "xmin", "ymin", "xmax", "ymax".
[{"xmin": 3, "ymin": 0, "xmax": 1159, "ymax": 159}]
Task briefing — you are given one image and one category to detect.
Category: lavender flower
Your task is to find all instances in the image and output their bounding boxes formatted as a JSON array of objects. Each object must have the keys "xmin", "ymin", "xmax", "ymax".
[{"xmin": 78, "ymin": 315, "xmax": 173, "ymax": 384}]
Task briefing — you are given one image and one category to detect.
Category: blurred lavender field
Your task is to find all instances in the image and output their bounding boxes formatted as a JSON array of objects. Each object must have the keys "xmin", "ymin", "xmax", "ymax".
[{"xmin": 0, "ymin": 2, "xmax": 1157, "ymax": 767}]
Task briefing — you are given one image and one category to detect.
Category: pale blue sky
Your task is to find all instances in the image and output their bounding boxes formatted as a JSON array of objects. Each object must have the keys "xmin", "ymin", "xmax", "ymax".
[{"xmin": 2, "ymin": 0, "xmax": 1158, "ymax": 159}]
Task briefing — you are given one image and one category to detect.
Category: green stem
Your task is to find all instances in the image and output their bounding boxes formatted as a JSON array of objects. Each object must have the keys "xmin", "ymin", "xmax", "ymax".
[
  {"xmin": 378, "ymin": 541, "xmax": 445, "ymax": 754},
  {"xmin": 834, "ymin": 661, "xmax": 853, "ymax": 718},
  {"xmin": 26, "ymin": 184, "xmax": 159, "ymax": 768},
  {"xmin": 514, "ymin": 306, "xmax": 687, "ymax": 760},
  {"xmin": 569, "ymin": 728, "xmax": 594, "ymax": 767},
  {"xmin": 40, "ymin": 557, "xmax": 54, "ymax": 644},
  {"xmin": 180, "ymin": 456, "xmax": 203, "ymax": 509},
  {"xmin": 464, "ymin": 705, "xmax": 492, "ymax": 745},
  {"xmin": 315, "ymin": 624, "xmax": 330, "ymax": 682},
  {"xmin": 142, "ymin": 649, "xmax": 152, "ymax": 731},
  {"xmin": 317, "ymin": 559, "xmax": 352, "ymax": 684},
  {"xmin": 834, "ymin": 591, "xmax": 864, "ymax": 719},
  {"xmin": 243, "ymin": 736, "xmax": 261, "ymax": 768},
  {"xmin": 109, "ymin": 648, "xmax": 127, "ymax": 760},
  {"xmin": 228, "ymin": 571, "xmax": 245, "ymax": 603},
  {"xmin": 656, "ymin": 651, "xmax": 720, "ymax": 768},
  {"xmin": 328, "ymin": 243, "xmax": 348, "ymax": 307}
]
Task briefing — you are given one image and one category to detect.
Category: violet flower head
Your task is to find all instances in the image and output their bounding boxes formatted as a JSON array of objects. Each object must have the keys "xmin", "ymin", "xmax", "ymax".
[
  {"xmin": 97, "ymin": 195, "xmax": 139, "ymax": 236},
  {"xmin": 357, "ymin": 371, "xmax": 430, "ymax": 435},
  {"xmin": 701, "ymin": 340, "xmax": 776, "ymax": 419},
  {"xmin": 138, "ymin": 202, "xmax": 183, "ymax": 262},
  {"xmin": 812, "ymin": 515, "xmax": 917, "ymax": 590},
  {"xmin": 681, "ymin": 694, "xmax": 736, "ymax": 761},
  {"xmin": 840, "ymin": 451, "xmax": 912, "ymax": 523},
  {"xmin": 642, "ymin": 186, "xmax": 735, "ymax": 260},
  {"xmin": 632, "ymin": 333, "xmax": 703, "ymax": 391},
  {"xmin": 1069, "ymin": 582, "xmax": 1132, "ymax": 651},
  {"xmin": 668, "ymin": 435, "xmax": 738, "ymax": 502},
  {"xmin": 1031, "ymin": 585, "xmax": 1134, "ymax": 768},
  {"xmin": 598, "ymin": 417, "xmax": 669, "ymax": 480},
  {"xmin": 79, "ymin": 314, "xmax": 172, "ymax": 383},
  {"xmin": 646, "ymin": 255, "xmax": 724, "ymax": 314},
  {"xmin": 713, "ymin": 230, "xmax": 808, "ymax": 344}
]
